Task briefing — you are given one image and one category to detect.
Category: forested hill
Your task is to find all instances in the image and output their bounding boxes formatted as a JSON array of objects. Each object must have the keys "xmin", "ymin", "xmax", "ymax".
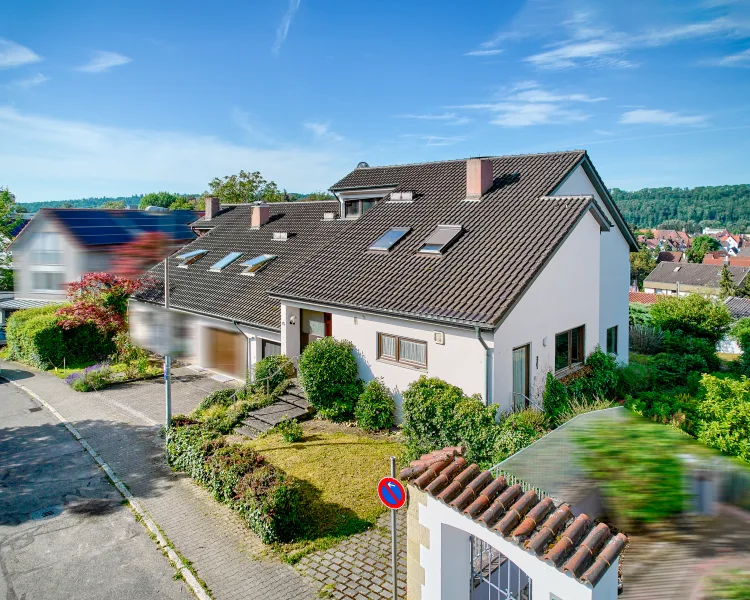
[
  {"xmin": 611, "ymin": 184, "xmax": 750, "ymax": 231},
  {"xmin": 21, "ymin": 196, "xmax": 145, "ymax": 212}
]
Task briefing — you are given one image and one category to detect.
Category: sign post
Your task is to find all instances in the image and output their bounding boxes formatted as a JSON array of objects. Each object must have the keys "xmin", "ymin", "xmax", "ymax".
[
  {"xmin": 164, "ymin": 258, "xmax": 171, "ymax": 428},
  {"xmin": 378, "ymin": 457, "xmax": 406, "ymax": 600}
]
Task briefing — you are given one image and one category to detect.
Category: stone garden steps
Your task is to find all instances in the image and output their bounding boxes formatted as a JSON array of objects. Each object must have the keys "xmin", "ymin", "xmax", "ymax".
[{"xmin": 238, "ymin": 382, "xmax": 313, "ymax": 438}]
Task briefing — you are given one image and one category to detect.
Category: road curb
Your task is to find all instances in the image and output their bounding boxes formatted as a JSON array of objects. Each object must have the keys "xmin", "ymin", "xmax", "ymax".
[{"xmin": 2, "ymin": 375, "xmax": 212, "ymax": 600}]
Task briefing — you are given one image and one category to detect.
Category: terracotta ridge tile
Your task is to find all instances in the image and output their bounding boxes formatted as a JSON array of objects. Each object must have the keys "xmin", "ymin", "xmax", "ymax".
[
  {"xmin": 425, "ymin": 457, "xmax": 467, "ymax": 495},
  {"xmin": 580, "ymin": 533, "xmax": 628, "ymax": 588},
  {"xmin": 465, "ymin": 477, "xmax": 507, "ymax": 519},
  {"xmin": 436, "ymin": 464, "xmax": 480, "ymax": 504},
  {"xmin": 450, "ymin": 470, "xmax": 494, "ymax": 511},
  {"xmin": 525, "ymin": 504, "xmax": 573, "ymax": 555},
  {"xmin": 511, "ymin": 496, "xmax": 555, "ymax": 541},
  {"xmin": 493, "ymin": 490, "xmax": 538, "ymax": 536},
  {"xmin": 562, "ymin": 523, "xmax": 611, "ymax": 578},
  {"xmin": 477, "ymin": 484, "xmax": 522, "ymax": 528},
  {"xmin": 542, "ymin": 514, "xmax": 590, "ymax": 567}
]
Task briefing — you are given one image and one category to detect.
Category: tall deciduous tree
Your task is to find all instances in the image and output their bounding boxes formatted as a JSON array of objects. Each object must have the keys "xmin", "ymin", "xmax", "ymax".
[
  {"xmin": 0, "ymin": 186, "xmax": 22, "ymax": 238},
  {"xmin": 630, "ymin": 247, "xmax": 657, "ymax": 289},
  {"xmin": 207, "ymin": 170, "xmax": 285, "ymax": 204},
  {"xmin": 139, "ymin": 191, "xmax": 179, "ymax": 209},
  {"xmin": 686, "ymin": 235, "xmax": 721, "ymax": 263}
]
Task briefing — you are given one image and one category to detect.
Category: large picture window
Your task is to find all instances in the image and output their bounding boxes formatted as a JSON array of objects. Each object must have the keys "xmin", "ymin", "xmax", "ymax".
[
  {"xmin": 377, "ymin": 333, "xmax": 427, "ymax": 368},
  {"xmin": 554, "ymin": 325, "xmax": 584, "ymax": 372}
]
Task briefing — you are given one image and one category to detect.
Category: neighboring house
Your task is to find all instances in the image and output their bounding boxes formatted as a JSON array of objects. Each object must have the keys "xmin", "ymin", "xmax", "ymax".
[
  {"xmin": 131, "ymin": 199, "xmax": 350, "ymax": 379},
  {"xmin": 7, "ymin": 208, "xmax": 199, "ymax": 302},
  {"xmin": 719, "ymin": 232, "xmax": 742, "ymax": 250},
  {"xmin": 651, "ymin": 229, "xmax": 691, "ymax": 251},
  {"xmin": 703, "ymin": 255, "xmax": 750, "ymax": 267},
  {"xmin": 643, "ymin": 262, "xmax": 749, "ymax": 297},
  {"xmin": 628, "ymin": 291, "xmax": 661, "ymax": 304},
  {"xmin": 656, "ymin": 251, "xmax": 683, "ymax": 263},
  {"xmin": 270, "ymin": 151, "xmax": 638, "ymax": 413},
  {"xmin": 724, "ymin": 296, "xmax": 750, "ymax": 320}
]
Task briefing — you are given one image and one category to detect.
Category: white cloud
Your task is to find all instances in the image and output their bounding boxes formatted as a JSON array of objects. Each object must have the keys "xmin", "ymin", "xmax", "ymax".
[
  {"xmin": 77, "ymin": 51, "xmax": 132, "ymax": 73},
  {"xmin": 303, "ymin": 120, "xmax": 344, "ymax": 142},
  {"xmin": 526, "ymin": 39, "xmax": 632, "ymax": 70},
  {"xmin": 714, "ymin": 47, "xmax": 750, "ymax": 66},
  {"xmin": 463, "ymin": 49, "xmax": 503, "ymax": 57},
  {"xmin": 396, "ymin": 112, "xmax": 470, "ymax": 126},
  {"xmin": 7, "ymin": 73, "xmax": 48, "ymax": 89},
  {"xmin": 400, "ymin": 134, "xmax": 465, "ymax": 147},
  {"xmin": 619, "ymin": 108, "xmax": 708, "ymax": 126},
  {"xmin": 0, "ymin": 106, "xmax": 348, "ymax": 202},
  {"xmin": 636, "ymin": 17, "xmax": 748, "ymax": 47},
  {"xmin": 273, "ymin": 0, "xmax": 301, "ymax": 54},
  {"xmin": 0, "ymin": 39, "xmax": 42, "ymax": 68}
]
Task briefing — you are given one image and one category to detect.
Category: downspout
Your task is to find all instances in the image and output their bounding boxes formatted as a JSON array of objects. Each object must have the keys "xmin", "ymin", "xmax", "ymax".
[{"xmin": 475, "ymin": 326, "xmax": 492, "ymax": 406}]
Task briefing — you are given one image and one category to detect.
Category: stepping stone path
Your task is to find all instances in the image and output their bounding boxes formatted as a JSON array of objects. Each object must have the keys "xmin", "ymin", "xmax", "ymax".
[{"xmin": 237, "ymin": 380, "xmax": 313, "ymax": 438}]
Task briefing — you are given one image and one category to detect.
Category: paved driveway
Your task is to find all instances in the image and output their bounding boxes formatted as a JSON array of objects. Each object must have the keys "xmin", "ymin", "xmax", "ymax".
[{"xmin": 0, "ymin": 380, "xmax": 191, "ymax": 600}]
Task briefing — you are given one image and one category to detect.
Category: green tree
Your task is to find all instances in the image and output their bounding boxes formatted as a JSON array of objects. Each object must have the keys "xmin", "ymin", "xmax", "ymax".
[
  {"xmin": 0, "ymin": 187, "xmax": 22, "ymax": 238},
  {"xmin": 650, "ymin": 294, "xmax": 732, "ymax": 342},
  {"xmin": 630, "ymin": 247, "xmax": 657, "ymax": 289},
  {"xmin": 169, "ymin": 197, "xmax": 195, "ymax": 210},
  {"xmin": 686, "ymin": 235, "xmax": 722, "ymax": 263},
  {"xmin": 302, "ymin": 191, "xmax": 335, "ymax": 201},
  {"xmin": 101, "ymin": 200, "xmax": 126, "ymax": 209},
  {"xmin": 719, "ymin": 263, "xmax": 738, "ymax": 299},
  {"xmin": 207, "ymin": 170, "xmax": 285, "ymax": 204},
  {"xmin": 139, "ymin": 191, "xmax": 179, "ymax": 209}
]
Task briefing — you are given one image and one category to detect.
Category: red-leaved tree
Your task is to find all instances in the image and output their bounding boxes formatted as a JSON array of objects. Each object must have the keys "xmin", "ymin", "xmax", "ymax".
[
  {"xmin": 111, "ymin": 231, "xmax": 173, "ymax": 279},
  {"xmin": 57, "ymin": 272, "xmax": 144, "ymax": 334}
]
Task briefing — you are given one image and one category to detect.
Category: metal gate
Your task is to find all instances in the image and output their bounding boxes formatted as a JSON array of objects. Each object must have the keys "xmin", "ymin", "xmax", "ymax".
[{"xmin": 470, "ymin": 535, "xmax": 532, "ymax": 600}]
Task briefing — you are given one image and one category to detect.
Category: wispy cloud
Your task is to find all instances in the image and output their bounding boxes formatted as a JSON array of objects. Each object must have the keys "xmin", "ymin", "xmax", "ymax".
[
  {"xmin": 0, "ymin": 39, "xmax": 42, "ymax": 68},
  {"xmin": 713, "ymin": 47, "xmax": 750, "ymax": 66},
  {"xmin": 77, "ymin": 51, "xmax": 132, "ymax": 73},
  {"xmin": 526, "ymin": 39, "xmax": 633, "ymax": 70},
  {"xmin": 273, "ymin": 0, "xmax": 301, "ymax": 54},
  {"xmin": 620, "ymin": 108, "xmax": 708, "ymax": 126},
  {"xmin": 303, "ymin": 120, "xmax": 344, "ymax": 142},
  {"xmin": 396, "ymin": 112, "xmax": 470, "ymax": 126},
  {"xmin": 400, "ymin": 134, "xmax": 465, "ymax": 147},
  {"xmin": 0, "ymin": 106, "xmax": 347, "ymax": 202},
  {"xmin": 463, "ymin": 49, "xmax": 503, "ymax": 57},
  {"xmin": 453, "ymin": 81, "xmax": 603, "ymax": 128},
  {"xmin": 6, "ymin": 73, "xmax": 48, "ymax": 89}
]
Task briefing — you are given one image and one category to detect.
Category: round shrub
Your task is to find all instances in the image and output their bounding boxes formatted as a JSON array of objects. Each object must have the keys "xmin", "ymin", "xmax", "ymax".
[
  {"xmin": 650, "ymin": 294, "xmax": 732, "ymax": 343},
  {"xmin": 650, "ymin": 352, "xmax": 708, "ymax": 389},
  {"xmin": 253, "ymin": 354, "xmax": 295, "ymax": 394},
  {"xmin": 355, "ymin": 378, "xmax": 395, "ymax": 431},
  {"xmin": 273, "ymin": 418, "xmax": 304, "ymax": 442},
  {"xmin": 298, "ymin": 337, "xmax": 362, "ymax": 421}
]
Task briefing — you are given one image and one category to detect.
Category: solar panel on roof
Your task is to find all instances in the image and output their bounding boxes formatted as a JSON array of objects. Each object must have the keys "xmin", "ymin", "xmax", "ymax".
[
  {"xmin": 209, "ymin": 252, "xmax": 243, "ymax": 272},
  {"xmin": 368, "ymin": 227, "xmax": 411, "ymax": 252},
  {"xmin": 419, "ymin": 224, "xmax": 463, "ymax": 254}
]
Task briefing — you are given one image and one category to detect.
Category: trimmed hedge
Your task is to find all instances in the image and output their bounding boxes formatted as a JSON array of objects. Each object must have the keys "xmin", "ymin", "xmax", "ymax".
[{"xmin": 166, "ymin": 425, "xmax": 302, "ymax": 543}]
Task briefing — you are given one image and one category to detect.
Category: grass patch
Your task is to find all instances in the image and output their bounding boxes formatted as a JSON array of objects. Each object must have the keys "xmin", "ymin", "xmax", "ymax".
[
  {"xmin": 245, "ymin": 422, "xmax": 406, "ymax": 562},
  {"xmin": 50, "ymin": 359, "xmax": 162, "ymax": 381}
]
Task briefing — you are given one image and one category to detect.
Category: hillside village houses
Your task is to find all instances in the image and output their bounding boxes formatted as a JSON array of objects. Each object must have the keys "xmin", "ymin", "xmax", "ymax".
[{"xmin": 132, "ymin": 150, "xmax": 638, "ymax": 415}]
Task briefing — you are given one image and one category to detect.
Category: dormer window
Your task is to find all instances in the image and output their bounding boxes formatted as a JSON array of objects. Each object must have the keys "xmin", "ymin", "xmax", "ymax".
[
  {"xmin": 344, "ymin": 198, "xmax": 377, "ymax": 219},
  {"xmin": 176, "ymin": 249, "xmax": 208, "ymax": 267},
  {"xmin": 419, "ymin": 224, "xmax": 463, "ymax": 255}
]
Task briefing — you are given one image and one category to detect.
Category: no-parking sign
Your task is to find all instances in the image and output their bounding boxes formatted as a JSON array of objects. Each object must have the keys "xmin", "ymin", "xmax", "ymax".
[{"xmin": 377, "ymin": 477, "xmax": 406, "ymax": 510}]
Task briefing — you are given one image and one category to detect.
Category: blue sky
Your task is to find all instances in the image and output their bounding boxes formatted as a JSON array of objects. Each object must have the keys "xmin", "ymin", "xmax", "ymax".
[{"xmin": 1, "ymin": 0, "xmax": 749, "ymax": 202}]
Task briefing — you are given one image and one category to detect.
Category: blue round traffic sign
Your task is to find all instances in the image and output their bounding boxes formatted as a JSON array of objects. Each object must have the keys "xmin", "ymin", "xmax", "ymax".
[{"xmin": 378, "ymin": 477, "xmax": 407, "ymax": 510}]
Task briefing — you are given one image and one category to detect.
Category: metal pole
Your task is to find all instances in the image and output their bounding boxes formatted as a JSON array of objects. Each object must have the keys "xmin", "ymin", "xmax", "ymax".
[
  {"xmin": 390, "ymin": 455, "xmax": 398, "ymax": 600},
  {"xmin": 164, "ymin": 258, "xmax": 171, "ymax": 428}
]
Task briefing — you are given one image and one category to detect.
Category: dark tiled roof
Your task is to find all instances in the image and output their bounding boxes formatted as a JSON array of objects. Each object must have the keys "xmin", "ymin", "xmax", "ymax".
[
  {"xmin": 629, "ymin": 291, "xmax": 662, "ymax": 304},
  {"xmin": 399, "ymin": 447, "xmax": 627, "ymax": 589},
  {"xmin": 40, "ymin": 208, "xmax": 199, "ymax": 246},
  {"xmin": 272, "ymin": 151, "xmax": 599, "ymax": 327},
  {"xmin": 657, "ymin": 251, "xmax": 682, "ymax": 263},
  {"xmin": 645, "ymin": 262, "xmax": 749, "ymax": 288},
  {"xmin": 724, "ymin": 296, "xmax": 750, "ymax": 319},
  {"xmin": 133, "ymin": 202, "xmax": 349, "ymax": 330}
]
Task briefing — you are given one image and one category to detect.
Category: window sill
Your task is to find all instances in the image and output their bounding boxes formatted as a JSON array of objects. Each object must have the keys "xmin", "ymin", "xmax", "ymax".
[
  {"xmin": 554, "ymin": 363, "xmax": 585, "ymax": 379},
  {"xmin": 376, "ymin": 357, "xmax": 427, "ymax": 372}
]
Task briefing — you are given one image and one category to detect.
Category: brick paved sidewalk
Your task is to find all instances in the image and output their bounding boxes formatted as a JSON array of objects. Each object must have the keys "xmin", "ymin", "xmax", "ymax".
[{"xmin": 1, "ymin": 360, "xmax": 317, "ymax": 600}]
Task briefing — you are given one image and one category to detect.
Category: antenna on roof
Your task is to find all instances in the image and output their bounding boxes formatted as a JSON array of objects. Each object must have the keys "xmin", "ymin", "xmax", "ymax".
[{"xmin": 356, "ymin": 161, "xmax": 369, "ymax": 169}]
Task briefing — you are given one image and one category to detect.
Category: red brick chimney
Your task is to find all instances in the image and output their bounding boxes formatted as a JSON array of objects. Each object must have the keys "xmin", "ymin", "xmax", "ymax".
[
  {"xmin": 250, "ymin": 202, "xmax": 270, "ymax": 229},
  {"xmin": 465, "ymin": 158, "xmax": 494, "ymax": 200},
  {"xmin": 205, "ymin": 196, "xmax": 220, "ymax": 220}
]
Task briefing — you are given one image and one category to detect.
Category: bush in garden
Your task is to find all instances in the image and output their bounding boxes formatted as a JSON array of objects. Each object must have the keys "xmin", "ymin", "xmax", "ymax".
[
  {"xmin": 566, "ymin": 348, "xmax": 618, "ymax": 399},
  {"xmin": 65, "ymin": 362, "xmax": 113, "ymax": 391},
  {"xmin": 355, "ymin": 378, "xmax": 395, "ymax": 432},
  {"xmin": 253, "ymin": 354, "xmax": 295, "ymax": 394},
  {"xmin": 196, "ymin": 388, "xmax": 238, "ymax": 413},
  {"xmin": 661, "ymin": 329, "xmax": 720, "ymax": 371},
  {"xmin": 574, "ymin": 417, "xmax": 685, "ymax": 530},
  {"xmin": 273, "ymin": 419, "xmax": 304, "ymax": 442},
  {"xmin": 402, "ymin": 376, "xmax": 499, "ymax": 466},
  {"xmin": 731, "ymin": 318, "xmax": 750, "ymax": 374},
  {"xmin": 615, "ymin": 363, "xmax": 653, "ymax": 398},
  {"xmin": 629, "ymin": 303, "xmax": 653, "ymax": 326},
  {"xmin": 542, "ymin": 372, "xmax": 569, "ymax": 426},
  {"xmin": 696, "ymin": 374, "xmax": 750, "ymax": 462},
  {"xmin": 492, "ymin": 409, "xmax": 549, "ymax": 463},
  {"xmin": 110, "ymin": 331, "xmax": 150, "ymax": 379},
  {"xmin": 629, "ymin": 324, "xmax": 664, "ymax": 354},
  {"xmin": 650, "ymin": 294, "xmax": 732, "ymax": 343},
  {"xmin": 166, "ymin": 425, "xmax": 301, "ymax": 543},
  {"xmin": 298, "ymin": 337, "xmax": 362, "ymax": 421},
  {"xmin": 649, "ymin": 352, "xmax": 708, "ymax": 390}
]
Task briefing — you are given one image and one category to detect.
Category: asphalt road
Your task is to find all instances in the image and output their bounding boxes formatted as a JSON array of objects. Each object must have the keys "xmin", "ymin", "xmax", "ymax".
[{"xmin": 0, "ymin": 379, "xmax": 191, "ymax": 600}]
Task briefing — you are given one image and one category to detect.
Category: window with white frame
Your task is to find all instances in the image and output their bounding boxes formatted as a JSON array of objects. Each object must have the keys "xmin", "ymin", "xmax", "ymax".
[
  {"xmin": 606, "ymin": 325, "xmax": 618, "ymax": 355},
  {"xmin": 32, "ymin": 232, "xmax": 63, "ymax": 265},
  {"xmin": 32, "ymin": 271, "xmax": 65, "ymax": 292},
  {"xmin": 344, "ymin": 198, "xmax": 378, "ymax": 219},
  {"xmin": 377, "ymin": 332, "xmax": 427, "ymax": 368}
]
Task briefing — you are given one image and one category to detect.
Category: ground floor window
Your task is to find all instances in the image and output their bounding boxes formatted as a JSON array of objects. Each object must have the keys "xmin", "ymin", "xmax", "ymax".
[
  {"xmin": 606, "ymin": 325, "xmax": 618, "ymax": 355},
  {"xmin": 377, "ymin": 332, "xmax": 427, "ymax": 368},
  {"xmin": 31, "ymin": 271, "xmax": 65, "ymax": 293},
  {"xmin": 554, "ymin": 325, "xmax": 584, "ymax": 372},
  {"xmin": 261, "ymin": 339, "xmax": 281, "ymax": 358}
]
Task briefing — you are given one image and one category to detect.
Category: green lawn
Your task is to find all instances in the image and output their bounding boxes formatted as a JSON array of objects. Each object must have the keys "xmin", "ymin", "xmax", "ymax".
[
  {"xmin": 49, "ymin": 359, "xmax": 162, "ymax": 381},
  {"xmin": 243, "ymin": 421, "xmax": 406, "ymax": 562}
]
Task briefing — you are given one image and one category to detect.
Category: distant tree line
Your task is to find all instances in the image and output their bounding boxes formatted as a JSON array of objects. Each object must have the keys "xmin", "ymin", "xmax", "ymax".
[{"xmin": 611, "ymin": 184, "xmax": 750, "ymax": 233}]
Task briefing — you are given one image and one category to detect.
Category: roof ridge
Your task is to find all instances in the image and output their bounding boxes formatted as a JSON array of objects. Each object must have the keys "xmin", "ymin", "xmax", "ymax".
[{"xmin": 347, "ymin": 149, "xmax": 586, "ymax": 171}]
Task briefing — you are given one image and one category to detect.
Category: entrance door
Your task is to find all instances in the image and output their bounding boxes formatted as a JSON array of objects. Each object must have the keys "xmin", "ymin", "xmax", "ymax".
[
  {"xmin": 512, "ymin": 344, "xmax": 530, "ymax": 411},
  {"xmin": 300, "ymin": 310, "xmax": 332, "ymax": 351}
]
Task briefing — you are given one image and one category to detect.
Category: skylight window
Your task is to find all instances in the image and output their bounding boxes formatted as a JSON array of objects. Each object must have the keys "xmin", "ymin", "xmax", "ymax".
[
  {"xmin": 419, "ymin": 225, "xmax": 463, "ymax": 255},
  {"xmin": 368, "ymin": 227, "xmax": 411, "ymax": 252},
  {"xmin": 209, "ymin": 252, "xmax": 243, "ymax": 272},
  {"xmin": 176, "ymin": 249, "xmax": 208, "ymax": 268},
  {"xmin": 240, "ymin": 254, "xmax": 277, "ymax": 276}
]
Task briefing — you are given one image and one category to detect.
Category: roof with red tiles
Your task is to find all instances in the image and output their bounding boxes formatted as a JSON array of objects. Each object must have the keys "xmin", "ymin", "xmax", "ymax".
[
  {"xmin": 629, "ymin": 291, "xmax": 662, "ymax": 304},
  {"xmin": 399, "ymin": 446, "xmax": 627, "ymax": 589}
]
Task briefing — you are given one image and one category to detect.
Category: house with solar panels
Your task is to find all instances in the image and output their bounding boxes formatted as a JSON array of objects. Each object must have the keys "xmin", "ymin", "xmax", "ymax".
[{"xmin": 270, "ymin": 151, "xmax": 638, "ymax": 415}]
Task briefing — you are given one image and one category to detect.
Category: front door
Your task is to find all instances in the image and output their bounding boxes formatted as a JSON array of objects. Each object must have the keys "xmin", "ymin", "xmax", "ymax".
[
  {"xmin": 300, "ymin": 310, "xmax": 332, "ymax": 352},
  {"xmin": 512, "ymin": 344, "xmax": 530, "ymax": 411}
]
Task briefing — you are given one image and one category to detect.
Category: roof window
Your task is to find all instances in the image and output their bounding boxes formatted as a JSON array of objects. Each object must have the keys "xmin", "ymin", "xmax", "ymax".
[
  {"xmin": 419, "ymin": 224, "xmax": 463, "ymax": 255},
  {"xmin": 240, "ymin": 254, "xmax": 277, "ymax": 276},
  {"xmin": 176, "ymin": 249, "xmax": 208, "ymax": 268},
  {"xmin": 369, "ymin": 227, "xmax": 411, "ymax": 252},
  {"xmin": 209, "ymin": 252, "xmax": 243, "ymax": 272}
]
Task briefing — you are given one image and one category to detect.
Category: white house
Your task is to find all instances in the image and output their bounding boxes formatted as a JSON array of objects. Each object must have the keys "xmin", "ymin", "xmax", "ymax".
[{"xmin": 271, "ymin": 151, "xmax": 637, "ymax": 414}]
